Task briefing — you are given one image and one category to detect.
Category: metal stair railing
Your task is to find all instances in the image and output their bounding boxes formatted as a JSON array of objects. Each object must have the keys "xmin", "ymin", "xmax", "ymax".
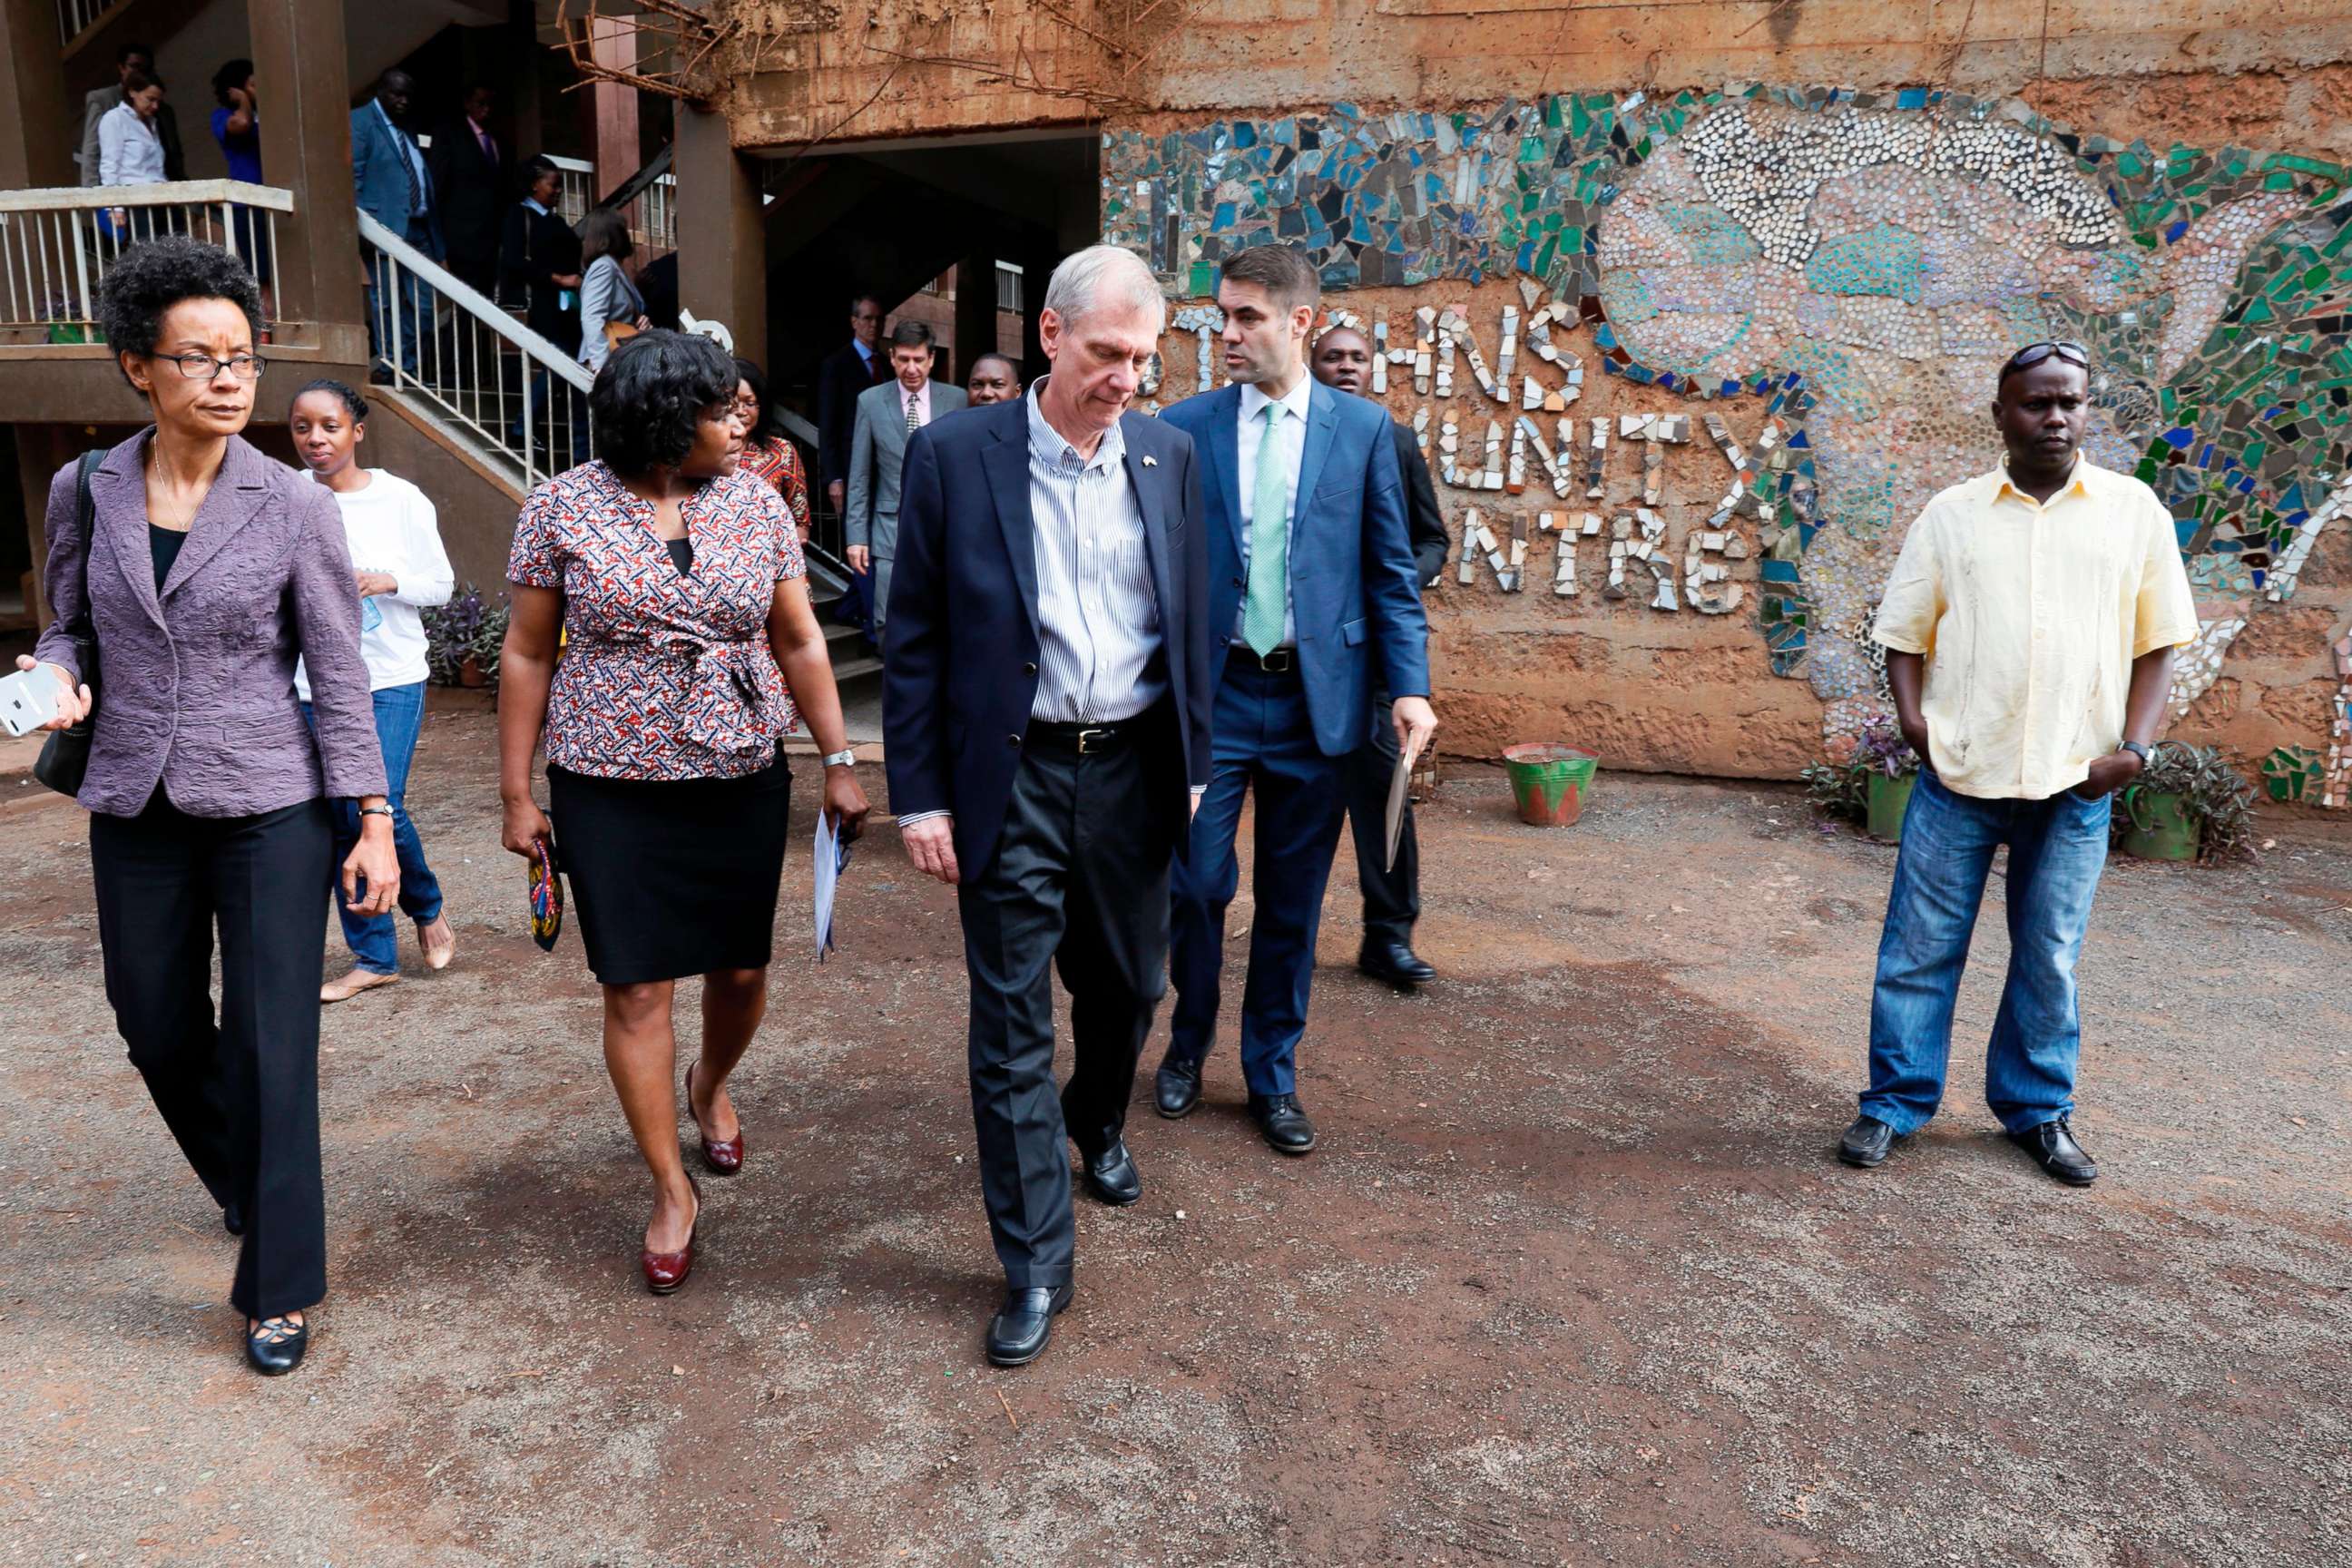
[
  {"xmin": 356, "ymin": 209, "xmax": 593, "ymax": 490},
  {"xmin": 0, "ymin": 179, "xmax": 292, "ymax": 342}
]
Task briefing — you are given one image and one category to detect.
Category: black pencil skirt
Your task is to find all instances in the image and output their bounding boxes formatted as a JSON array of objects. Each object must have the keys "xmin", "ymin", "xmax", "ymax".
[{"xmin": 546, "ymin": 758, "xmax": 792, "ymax": 985}]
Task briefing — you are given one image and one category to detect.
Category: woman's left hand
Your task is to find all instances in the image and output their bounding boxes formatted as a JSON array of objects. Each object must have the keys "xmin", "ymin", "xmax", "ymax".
[
  {"xmin": 342, "ymin": 818, "xmax": 401, "ymax": 916},
  {"xmin": 355, "ymin": 571, "xmax": 398, "ymax": 598},
  {"xmin": 823, "ymin": 763, "xmax": 870, "ymax": 844}
]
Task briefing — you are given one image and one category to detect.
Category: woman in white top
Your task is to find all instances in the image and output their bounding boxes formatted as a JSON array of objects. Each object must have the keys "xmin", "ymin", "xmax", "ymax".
[
  {"xmin": 287, "ymin": 379, "xmax": 459, "ymax": 1003},
  {"xmin": 576, "ymin": 209, "xmax": 649, "ymax": 376},
  {"xmin": 98, "ymin": 69, "xmax": 169, "ymax": 243}
]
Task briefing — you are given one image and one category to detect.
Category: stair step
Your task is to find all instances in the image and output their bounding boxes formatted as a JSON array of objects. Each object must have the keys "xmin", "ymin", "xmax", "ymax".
[
  {"xmin": 822, "ymin": 621, "xmax": 862, "ymax": 645},
  {"xmin": 828, "ymin": 655, "xmax": 884, "ymax": 682}
]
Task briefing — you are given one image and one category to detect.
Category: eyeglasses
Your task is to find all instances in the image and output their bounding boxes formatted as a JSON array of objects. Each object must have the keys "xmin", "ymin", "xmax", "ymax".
[
  {"xmin": 160, "ymin": 352, "xmax": 268, "ymax": 381},
  {"xmin": 2004, "ymin": 340, "xmax": 2088, "ymax": 374}
]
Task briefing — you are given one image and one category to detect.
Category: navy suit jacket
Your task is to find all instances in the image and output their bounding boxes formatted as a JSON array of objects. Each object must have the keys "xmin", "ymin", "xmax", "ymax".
[
  {"xmin": 882, "ymin": 398, "xmax": 1214, "ymax": 879},
  {"xmin": 1159, "ymin": 379, "xmax": 1430, "ymax": 757}
]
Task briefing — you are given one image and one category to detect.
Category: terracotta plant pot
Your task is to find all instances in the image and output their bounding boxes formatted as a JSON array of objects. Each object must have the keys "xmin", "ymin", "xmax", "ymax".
[{"xmin": 458, "ymin": 655, "xmax": 487, "ymax": 689}]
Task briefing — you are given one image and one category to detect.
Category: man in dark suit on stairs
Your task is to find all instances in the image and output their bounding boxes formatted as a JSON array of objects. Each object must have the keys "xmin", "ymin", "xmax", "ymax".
[{"xmin": 884, "ymin": 245, "xmax": 1212, "ymax": 1369}]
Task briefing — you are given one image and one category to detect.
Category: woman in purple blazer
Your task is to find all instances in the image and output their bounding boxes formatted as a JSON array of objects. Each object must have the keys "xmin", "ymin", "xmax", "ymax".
[{"xmin": 15, "ymin": 237, "xmax": 397, "ymax": 1376}]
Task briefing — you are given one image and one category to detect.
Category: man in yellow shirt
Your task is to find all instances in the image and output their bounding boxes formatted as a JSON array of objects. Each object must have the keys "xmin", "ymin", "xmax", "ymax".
[{"xmin": 1838, "ymin": 341, "xmax": 2200, "ymax": 1185}]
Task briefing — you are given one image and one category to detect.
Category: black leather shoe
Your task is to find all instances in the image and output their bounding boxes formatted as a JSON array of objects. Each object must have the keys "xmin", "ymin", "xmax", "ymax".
[
  {"xmin": 2008, "ymin": 1115, "xmax": 2098, "ymax": 1186},
  {"xmin": 1249, "ymin": 1093, "xmax": 1318, "ymax": 1155},
  {"xmin": 985, "ymin": 1284, "xmax": 1073, "ymax": 1367},
  {"xmin": 1080, "ymin": 1139, "xmax": 1142, "ymax": 1206},
  {"xmin": 1358, "ymin": 940, "xmax": 1436, "ymax": 987},
  {"xmin": 244, "ymin": 1314, "xmax": 309, "ymax": 1376},
  {"xmin": 1154, "ymin": 1055, "xmax": 1202, "ymax": 1119},
  {"xmin": 221, "ymin": 1202, "xmax": 244, "ymax": 1237},
  {"xmin": 1838, "ymin": 1114, "xmax": 1897, "ymax": 1168}
]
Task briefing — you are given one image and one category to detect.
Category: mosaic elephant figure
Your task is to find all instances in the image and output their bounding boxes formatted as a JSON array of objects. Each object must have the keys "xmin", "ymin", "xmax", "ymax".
[{"xmin": 1592, "ymin": 100, "xmax": 2307, "ymax": 749}]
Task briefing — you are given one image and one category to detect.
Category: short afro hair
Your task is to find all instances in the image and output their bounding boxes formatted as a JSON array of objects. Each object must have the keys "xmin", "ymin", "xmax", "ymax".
[
  {"xmin": 97, "ymin": 236, "xmax": 264, "ymax": 394},
  {"xmin": 591, "ymin": 328, "xmax": 738, "ymax": 477}
]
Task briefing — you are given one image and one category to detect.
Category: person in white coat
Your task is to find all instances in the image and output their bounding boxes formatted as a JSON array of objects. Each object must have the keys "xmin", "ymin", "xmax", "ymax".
[{"xmin": 286, "ymin": 379, "xmax": 459, "ymax": 1002}]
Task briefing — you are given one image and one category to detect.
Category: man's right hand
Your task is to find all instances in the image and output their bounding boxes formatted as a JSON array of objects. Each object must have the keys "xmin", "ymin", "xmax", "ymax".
[
  {"xmin": 845, "ymin": 544, "xmax": 870, "ymax": 574},
  {"xmin": 15, "ymin": 655, "xmax": 89, "ymax": 730},
  {"xmin": 827, "ymin": 479, "xmax": 846, "ymax": 514},
  {"xmin": 1900, "ymin": 720, "xmax": 1930, "ymax": 759},
  {"xmin": 901, "ymin": 815, "xmax": 959, "ymax": 887}
]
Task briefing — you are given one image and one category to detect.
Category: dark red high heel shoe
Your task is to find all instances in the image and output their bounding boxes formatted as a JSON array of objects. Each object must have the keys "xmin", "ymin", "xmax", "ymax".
[
  {"xmin": 639, "ymin": 1177, "xmax": 700, "ymax": 1295},
  {"xmin": 684, "ymin": 1060, "xmax": 744, "ymax": 1176}
]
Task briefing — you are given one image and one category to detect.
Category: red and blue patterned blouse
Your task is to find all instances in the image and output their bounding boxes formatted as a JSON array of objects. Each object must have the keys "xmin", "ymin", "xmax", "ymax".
[{"xmin": 508, "ymin": 460, "xmax": 806, "ymax": 780}]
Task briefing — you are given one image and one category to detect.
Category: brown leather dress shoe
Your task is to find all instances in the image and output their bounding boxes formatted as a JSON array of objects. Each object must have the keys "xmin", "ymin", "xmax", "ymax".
[
  {"xmin": 640, "ymin": 1179, "xmax": 701, "ymax": 1295},
  {"xmin": 684, "ymin": 1061, "xmax": 744, "ymax": 1175}
]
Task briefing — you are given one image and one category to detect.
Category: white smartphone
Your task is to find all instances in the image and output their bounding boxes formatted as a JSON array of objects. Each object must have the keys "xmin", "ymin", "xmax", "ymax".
[{"xmin": 0, "ymin": 666, "xmax": 63, "ymax": 738}]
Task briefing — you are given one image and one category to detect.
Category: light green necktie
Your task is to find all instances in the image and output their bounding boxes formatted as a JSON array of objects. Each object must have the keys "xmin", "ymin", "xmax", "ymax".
[{"xmin": 1243, "ymin": 401, "xmax": 1289, "ymax": 656}]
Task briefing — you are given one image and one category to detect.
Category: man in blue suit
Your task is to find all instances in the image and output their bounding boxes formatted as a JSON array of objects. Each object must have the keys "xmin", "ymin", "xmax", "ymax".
[
  {"xmin": 349, "ymin": 71, "xmax": 441, "ymax": 381},
  {"xmin": 885, "ymin": 245, "xmax": 1213, "ymax": 1368},
  {"xmin": 1154, "ymin": 244, "xmax": 1436, "ymax": 1156}
]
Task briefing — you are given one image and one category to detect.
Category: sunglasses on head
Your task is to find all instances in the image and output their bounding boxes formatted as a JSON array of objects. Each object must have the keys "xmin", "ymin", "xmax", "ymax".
[{"xmin": 2004, "ymin": 340, "xmax": 2089, "ymax": 375}]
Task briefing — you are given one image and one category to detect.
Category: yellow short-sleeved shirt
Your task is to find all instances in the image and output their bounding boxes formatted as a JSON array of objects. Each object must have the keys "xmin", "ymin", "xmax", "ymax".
[{"xmin": 1871, "ymin": 457, "xmax": 2200, "ymax": 802}]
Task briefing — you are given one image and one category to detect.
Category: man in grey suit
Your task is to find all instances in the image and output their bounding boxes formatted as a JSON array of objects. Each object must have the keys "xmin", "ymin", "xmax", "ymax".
[{"xmin": 846, "ymin": 320, "xmax": 965, "ymax": 648}]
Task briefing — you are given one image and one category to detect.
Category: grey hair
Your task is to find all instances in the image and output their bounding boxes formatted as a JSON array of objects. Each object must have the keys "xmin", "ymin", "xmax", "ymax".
[{"xmin": 1041, "ymin": 244, "xmax": 1165, "ymax": 332}]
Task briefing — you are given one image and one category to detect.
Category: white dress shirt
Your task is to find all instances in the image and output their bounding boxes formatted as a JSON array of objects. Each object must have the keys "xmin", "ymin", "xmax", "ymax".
[
  {"xmin": 98, "ymin": 103, "xmax": 165, "ymax": 189},
  {"xmin": 291, "ymin": 470, "xmax": 456, "ymax": 699},
  {"xmin": 1233, "ymin": 374, "xmax": 1311, "ymax": 648}
]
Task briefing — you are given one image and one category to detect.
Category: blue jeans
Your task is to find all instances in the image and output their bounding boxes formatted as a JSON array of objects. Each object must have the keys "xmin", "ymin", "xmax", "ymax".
[
  {"xmin": 303, "ymin": 681, "xmax": 445, "ymax": 975},
  {"xmin": 1168, "ymin": 662, "xmax": 1348, "ymax": 1097},
  {"xmin": 1862, "ymin": 769, "xmax": 2112, "ymax": 1136}
]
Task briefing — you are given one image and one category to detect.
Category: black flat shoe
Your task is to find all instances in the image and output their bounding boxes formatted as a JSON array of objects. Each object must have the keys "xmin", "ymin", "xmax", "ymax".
[
  {"xmin": 985, "ymin": 1284, "xmax": 1073, "ymax": 1367},
  {"xmin": 2008, "ymin": 1115, "xmax": 2098, "ymax": 1186},
  {"xmin": 1838, "ymin": 1113, "xmax": 1898, "ymax": 1169},
  {"xmin": 1154, "ymin": 1054, "xmax": 1202, "ymax": 1120},
  {"xmin": 1358, "ymin": 940, "xmax": 1436, "ymax": 987},
  {"xmin": 1248, "ymin": 1092, "xmax": 1318, "ymax": 1155},
  {"xmin": 244, "ymin": 1314, "xmax": 309, "ymax": 1376},
  {"xmin": 221, "ymin": 1202, "xmax": 244, "ymax": 1237},
  {"xmin": 1080, "ymin": 1138, "xmax": 1142, "ymax": 1207}
]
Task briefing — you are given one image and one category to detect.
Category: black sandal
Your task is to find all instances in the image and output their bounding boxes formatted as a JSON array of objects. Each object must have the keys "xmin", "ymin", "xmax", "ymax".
[{"xmin": 245, "ymin": 1313, "xmax": 309, "ymax": 1376}]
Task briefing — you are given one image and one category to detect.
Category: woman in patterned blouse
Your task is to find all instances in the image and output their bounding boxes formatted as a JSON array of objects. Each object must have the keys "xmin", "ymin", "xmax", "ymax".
[
  {"xmin": 730, "ymin": 357, "xmax": 811, "ymax": 545},
  {"xmin": 498, "ymin": 330, "xmax": 868, "ymax": 1295}
]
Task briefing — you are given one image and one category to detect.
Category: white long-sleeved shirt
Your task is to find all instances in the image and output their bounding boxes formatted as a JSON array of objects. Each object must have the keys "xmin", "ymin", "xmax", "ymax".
[
  {"xmin": 98, "ymin": 103, "xmax": 165, "ymax": 189},
  {"xmin": 292, "ymin": 469, "xmax": 455, "ymax": 699}
]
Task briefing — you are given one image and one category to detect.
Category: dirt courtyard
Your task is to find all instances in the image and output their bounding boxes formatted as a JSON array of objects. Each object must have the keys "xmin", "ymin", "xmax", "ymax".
[{"xmin": 0, "ymin": 695, "xmax": 2347, "ymax": 1567}]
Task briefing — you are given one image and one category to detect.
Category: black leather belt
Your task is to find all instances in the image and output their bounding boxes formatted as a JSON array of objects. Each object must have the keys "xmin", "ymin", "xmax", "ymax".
[
  {"xmin": 1025, "ymin": 720, "xmax": 1130, "ymax": 755},
  {"xmin": 1228, "ymin": 645, "xmax": 1297, "ymax": 674}
]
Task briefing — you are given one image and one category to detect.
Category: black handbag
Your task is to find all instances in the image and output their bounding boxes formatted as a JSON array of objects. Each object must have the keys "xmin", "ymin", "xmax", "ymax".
[{"xmin": 33, "ymin": 453, "xmax": 106, "ymax": 799}]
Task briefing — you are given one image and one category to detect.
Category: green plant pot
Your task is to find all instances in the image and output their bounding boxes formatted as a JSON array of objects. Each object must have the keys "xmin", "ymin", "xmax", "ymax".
[
  {"xmin": 1866, "ymin": 770, "xmax": 1915, "ymax": 842},
  {"xmin": 1502, "ymin": 742, "xmax": 1599, "ymax": 826},
  {"xmin": 2118, "ymin": 786, "xmax": 2202, "ymax": 862}
]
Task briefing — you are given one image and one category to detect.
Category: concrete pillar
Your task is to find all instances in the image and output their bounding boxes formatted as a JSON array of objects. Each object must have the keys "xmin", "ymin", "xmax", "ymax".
[
  {"xmin": 587, "ymin": 15, "xmax": 641, "ymax": 203},
  {"xmin": 0, "ymin": 0, "xmax": 74, "ymax": 187},
  {"xmin": 247, "ymin": 0, "xmax": 367, "ymax": 358},
  {"xmin": 955, "ymin": 248, "xmax": 1001, "ymax": 386},
  {"xmin": 674, "ymin": 103, "xmax": 766, "ymax": 368}
]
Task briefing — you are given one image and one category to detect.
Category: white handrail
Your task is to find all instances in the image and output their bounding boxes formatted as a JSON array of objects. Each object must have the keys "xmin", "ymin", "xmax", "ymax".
[
  {"xmin": 0, "ymin": 181, "xmax": 296, "ymax": 214},
  {"xmin": 356, "ymin": 210, "xmax": 589, "ymax": 390}
]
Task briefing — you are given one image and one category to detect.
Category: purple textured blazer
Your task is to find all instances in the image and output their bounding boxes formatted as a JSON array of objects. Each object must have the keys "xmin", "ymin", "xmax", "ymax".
[{"xmin": 33, "ymin": 429, "xmax": 387, "ymax": 818}]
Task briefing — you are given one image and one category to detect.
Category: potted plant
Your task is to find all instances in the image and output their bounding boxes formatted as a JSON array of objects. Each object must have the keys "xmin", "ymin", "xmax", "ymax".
[
  {"xmin": 422, "ymin": 584, "xmax": 508, "ymax": 690},
  {"xmin": 1803, "ymin": 717, "xmax": 1920, "ymax": 841},
  {"xmin": 2112, "ymin": 742, "xmax": 2259, "ymax": 864}
]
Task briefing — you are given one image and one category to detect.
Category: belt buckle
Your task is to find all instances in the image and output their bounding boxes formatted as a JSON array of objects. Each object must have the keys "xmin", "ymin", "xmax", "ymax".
[
  {"xmin": 1077, "ymin": 726, "xmax": 1109, "ymax": 754},
  {"xmin": 1261, "ymin": 649, "xmax": 1293, "ymax": 674}
]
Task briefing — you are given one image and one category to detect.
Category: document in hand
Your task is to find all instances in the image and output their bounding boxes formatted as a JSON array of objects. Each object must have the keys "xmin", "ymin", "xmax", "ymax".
[
  {"xmin": 1384, "ymin": 735, "xmax": 1425, "ymax": 874},
  {"xmin": 813, "ymin": 808, "xmax": 852, "ymax": 961}
]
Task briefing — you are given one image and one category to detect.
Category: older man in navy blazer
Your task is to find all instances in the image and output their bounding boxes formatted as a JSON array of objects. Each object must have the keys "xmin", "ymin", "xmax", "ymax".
[
  {"xmin": 1154, "ymin": 244, "xmax": 1436, "ymax": 1157},
  {"xmin": 885, "ymin": 244, "xmax": 1212, "ymax": 1368}
]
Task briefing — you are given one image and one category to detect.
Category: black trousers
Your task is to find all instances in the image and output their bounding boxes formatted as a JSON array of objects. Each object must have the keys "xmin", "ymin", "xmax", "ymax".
[
  {"xmin": 956, "ymin": 710, "xmax": 1181, "ymax": 1289},
  {"xmin": 88, "ymin": 793, "xmax": 334, "ymax": 1318},
  {"xmin": 1343, "ymin": 688, "xmax": 1419, "ymax": 946}
]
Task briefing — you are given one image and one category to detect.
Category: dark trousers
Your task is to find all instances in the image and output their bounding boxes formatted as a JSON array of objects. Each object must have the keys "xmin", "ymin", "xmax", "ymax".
[
  {"xmin": 956, "ymin": 711, "xmax": 1181, "ymax": 1289},
  {"xmin": 1343, "ymin": 687, "xmax": 1418, "ymax": 945},
  {"xmin": 88, "ymin": 792, "xmax": 334, "ymax": 1318},
  {"xmin": 1168, "ymin": 657, "xmax": 1348, "ymax": 1097}
]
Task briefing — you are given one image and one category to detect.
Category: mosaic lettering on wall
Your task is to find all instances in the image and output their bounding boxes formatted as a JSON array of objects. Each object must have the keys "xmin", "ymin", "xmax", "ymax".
[{"xmin": 1102, "ymin": 88, "xmax": 2352, "ymax": 780}]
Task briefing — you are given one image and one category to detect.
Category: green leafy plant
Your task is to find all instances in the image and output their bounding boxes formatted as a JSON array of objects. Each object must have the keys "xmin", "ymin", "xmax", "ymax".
[{"xmin": 2114, "ymin": 741, "xmax": 2260, "ymax": 863}]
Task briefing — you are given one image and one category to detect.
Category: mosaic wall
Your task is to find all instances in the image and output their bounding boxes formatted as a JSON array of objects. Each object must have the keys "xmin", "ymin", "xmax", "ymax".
[{"xmin": 1102, "ymin": 88, "xmax": 2352, "ymax": 789}]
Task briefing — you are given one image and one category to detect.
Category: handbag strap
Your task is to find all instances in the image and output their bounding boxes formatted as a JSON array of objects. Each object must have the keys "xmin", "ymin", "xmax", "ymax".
[{"xmin": 70, "ymin": 450, "xmax": 101, "ymax": 641}]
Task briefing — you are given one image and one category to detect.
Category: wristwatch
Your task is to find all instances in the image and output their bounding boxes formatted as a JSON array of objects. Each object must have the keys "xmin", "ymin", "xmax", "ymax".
[
  {"xmin": 2120, "ymin": 740, "xmax": 2152, "ymax": 767},
  {"xmin": 358, "ymin": 804, "xmax": 394, "ymax": 820},
  {"xmin": 821, "ymin": 748, "xmax": 858, "ymax": 769}
]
